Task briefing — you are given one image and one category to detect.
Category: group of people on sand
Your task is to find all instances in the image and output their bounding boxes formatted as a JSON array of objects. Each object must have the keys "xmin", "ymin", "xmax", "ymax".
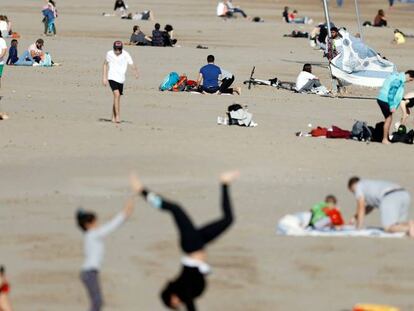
[
  {"xmin": 128, "ymin": 23, "xmax": 177, "ymax": 47},
  {"xmin": 301, "ymin": 177, "xmax": 414, "ymax": 237}
]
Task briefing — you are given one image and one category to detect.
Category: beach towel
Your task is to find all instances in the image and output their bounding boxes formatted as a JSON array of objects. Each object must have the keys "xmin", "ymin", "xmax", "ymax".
[
  {"xmin": 330, "ymin": 30, "xmax": 396, "ymax": 88},
  {"xmin": 277, "ymin": 213, "xmax": 405, "ymax": 238}
]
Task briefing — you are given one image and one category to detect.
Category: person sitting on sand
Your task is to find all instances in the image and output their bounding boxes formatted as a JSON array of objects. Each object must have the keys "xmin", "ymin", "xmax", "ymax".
[
  {"xmin": 399, "ymin": 92, "xmax": 414, "ymax": 125},
  {"xmin": 295, "ymin": 64, "xmax": 323, "ymax": 93},
  {"xmin": 151, "ymin": 23, "xmax": 164, "ymax": 47},
  {"xmin": 0, "ymin": 16, "xmax": 10, "ymax": 38},
  {"xmin": 377, "ymin": 70, "xmax": 414, "ymax": 144},
  {"xmin": 114, "ymin": 0, "xmax": 127, "ymax": 17},
  {"xmin": 77, "ymin": 192, "xmax": 135, "ymax": 311},
  {"xmin": 162, "ymin": 24, "xmax": 177, "ymax": 47},
  {"xmin": 225, "ymin": 0, "xmax": 248, "ymax": 18},
  {"xmin": 310, "ymin": 195, "xmax": 344, "ymax": 230},
  {"xmin": 374, "ymin": 9, "xmax": 387, "ymax": 27},
  {"xmin": 392, "ymin": 29, "xmax": 406, "ymax": 45},
  {"xmin": 6, "ymin": 39, "xmax": 18, "ymax": 65},
  {"xmin": 197, "ymin": 55, "xmax": 222, "ymax": 94},
  {"xmin": 129, "ymin": 25, "xmax": 152, "ymax": 46},
  {"xmin": 348, "ymin": 177, "xmax": 414, "ymax": 236},
  {"xmin": 286, "ymin": 9, "xmax": 312, "ymax": 24},
  {"xmin": 217, "ymin": 2, "xmax": 232, "ymax": 18},
  {"xmin": 14, "ymin": 39, "xmax": 44, "ymax": 66},
  {"xmin": 0, "ymin": 266, "xmax": 13, "ymax": 311}
]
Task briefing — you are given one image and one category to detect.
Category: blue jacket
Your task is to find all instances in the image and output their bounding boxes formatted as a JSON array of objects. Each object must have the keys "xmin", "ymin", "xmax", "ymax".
[
  {"xmin": 377, "ymin": 72, "xmax": 405, "ymax": 110},
  {"xmin": 6, "ymin": 46, "xmax": 18, "ymax": 65}
]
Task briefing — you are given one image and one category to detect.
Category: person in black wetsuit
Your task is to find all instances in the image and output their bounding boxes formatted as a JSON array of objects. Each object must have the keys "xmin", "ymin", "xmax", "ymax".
[{"xmin": 130, "ymin": 171, "xmax": 239, "ymax": 311}]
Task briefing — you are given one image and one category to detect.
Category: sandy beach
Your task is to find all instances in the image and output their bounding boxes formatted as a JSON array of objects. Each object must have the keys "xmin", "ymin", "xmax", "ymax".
[{"xmin": 1, "ymin": 0, "xmax": 414, "ymax": 310}]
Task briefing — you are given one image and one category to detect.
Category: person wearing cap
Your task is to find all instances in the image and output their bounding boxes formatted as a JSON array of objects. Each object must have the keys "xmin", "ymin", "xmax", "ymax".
[
  {"xmin": 14, "ymin": 38, "xmax": 44, "ymax": 66},
  {"xmin": 348, "ymin": 177, "xmax": 414, "ymax": 236},
  {"xmin": 102, "ymin": 41, "xmax": 138, "ymax": 123}
]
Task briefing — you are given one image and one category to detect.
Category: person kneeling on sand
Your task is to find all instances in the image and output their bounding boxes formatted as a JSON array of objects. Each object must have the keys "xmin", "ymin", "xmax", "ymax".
[
  {"xmin": 348, "ymin": 177, "xmax": 414, "ymax": 236},
  {"xmin": 218, "ymin": 69, "xmax": 241, "ymax": 95}
]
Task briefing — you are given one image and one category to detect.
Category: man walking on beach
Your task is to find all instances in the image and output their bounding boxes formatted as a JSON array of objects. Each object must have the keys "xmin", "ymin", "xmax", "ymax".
[
  {"xmin": 103, "ymin": 41, "xmax": 138, "ymax": 123},
  {"xmin": 377, "ymin": 70, "xmax": 414, "ymax": 144},
  {"xmin": 348, "ymin": 176, "xmax": 414, "ymax": 236}
]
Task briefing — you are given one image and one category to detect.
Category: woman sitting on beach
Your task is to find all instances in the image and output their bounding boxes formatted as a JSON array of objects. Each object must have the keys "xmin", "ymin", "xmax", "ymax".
[
  {"xmin": 128, "ymin": 25, "xmax": 152, "ymax": 46},
  {"xmin": 114, "ymin": 0, "xmax": 127, "ymax": 16},
  {"xmin": 130, "ymin": 171, "xmax": 239, "ymax": 311},
  {"xmin": 374, "ymin": 9, "xmax": 387, "ymax": 27},
  {"xmin": 163, "ymin": 24, "xmax": 177, "ymax": 47}
]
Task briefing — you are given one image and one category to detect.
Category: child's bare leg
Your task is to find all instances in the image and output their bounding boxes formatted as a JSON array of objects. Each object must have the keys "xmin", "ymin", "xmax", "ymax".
[{"xmin": 112, "ymin": 90, "xmax": 121, "ymax": 123}]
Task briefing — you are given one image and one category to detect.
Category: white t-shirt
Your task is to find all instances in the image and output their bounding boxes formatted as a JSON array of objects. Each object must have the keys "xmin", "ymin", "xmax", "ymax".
[
  {"xmin": 28, "ymin": 43, "xmax": 43, "ymax": 57},
  {"xmin": 106, "ymin": 50, "xmax": 133, "ymax": 84},
  {"xmin": 0, "ymin": 21, "xmax": 7, "ymax": 33},
  {"xmin": 354, "ymin": 180, "xmax": 402, "ymax": 208},
  {"xmin": 295, "ymin": 71, "xmax": 316, "ymax": 91},
  {"xmin": 221, "ymin": 69, "xmax": 233, "ymax": 80},
  {"xmin": 0, "ymin": 38, "xmax": 7, "ymax": 65},
  {"xmin": 217, "ymin": 2, "xmax": 227, "ymax": 16}
]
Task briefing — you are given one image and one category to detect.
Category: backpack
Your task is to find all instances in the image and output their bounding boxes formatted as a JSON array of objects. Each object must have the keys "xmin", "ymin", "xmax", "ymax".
[
  {"xmin": 159, "ymin": 72, "xmax": 180, "ymax": 91},
  {"xmin": 172, "ymin": 76, "xmax": 188, "ymax": 92},
  {"xmin": 351, "ymin": 121, "xmax": 372, "ymax": 142},
  {"xmin": 391, "ymin": 130, "xmax": 414, "ymax": 144}
]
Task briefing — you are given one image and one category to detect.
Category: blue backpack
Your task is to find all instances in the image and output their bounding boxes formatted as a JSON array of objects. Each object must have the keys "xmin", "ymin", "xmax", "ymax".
[{"xmin": 160, "ymin": 72, "xmax": 180, "ymax": 91}]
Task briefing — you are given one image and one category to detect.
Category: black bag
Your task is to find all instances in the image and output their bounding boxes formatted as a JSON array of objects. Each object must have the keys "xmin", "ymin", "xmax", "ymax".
[
  {"xmin": 351, "ymin": 121, "xmax": 372, "ymax": 142},
  {"xmin": 391, "ymin": 130, "xmax": 414, "ymax": 144}
]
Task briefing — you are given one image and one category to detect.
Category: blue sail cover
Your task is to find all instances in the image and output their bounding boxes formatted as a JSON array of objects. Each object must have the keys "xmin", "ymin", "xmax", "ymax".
[{"xmin": 330, "ymin": 30, "xmax": 396, "ymax": 88}]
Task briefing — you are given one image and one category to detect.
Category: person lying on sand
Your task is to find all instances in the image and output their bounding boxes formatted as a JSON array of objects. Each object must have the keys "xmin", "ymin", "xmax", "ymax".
[
  {"xmin": 225, "ymin": 0, "xmax": 248, "ymax": 19},
  {"xmin": 0, "ymin": 266, "xmax": 13, "ymax": 311},
  {"xmin": 122, "ymin": 10, "xmax": 154, "ymax": 21},
  {"xmin": 348, "ymin": 177, "xmax": 414, "ymax": 237}
]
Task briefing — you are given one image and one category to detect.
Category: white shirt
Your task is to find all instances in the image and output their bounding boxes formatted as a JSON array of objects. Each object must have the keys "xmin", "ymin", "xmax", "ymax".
[
  {"xmin": 0, "ymin": 21, "xmax": 7, "ymax": 33},
  {"xmin": 106, "ymin": 50, "xmax": 133, "ymax": 84},
  {"xmin": 0, "ymin": 38, "xmax": 7, "ymax": 65},
  {"xmin": 217, "ymin": 2, "xmax": 227, "ymax": 16},
  {"xmin": 295, "ymin": 71, "xmax": 316, "ymax": 91},
  {"xmin": 221, "ymin": 69, "xmax": 233, "ymax": 80},
  {"xmin": 82, "ymin": 212, "xmax": 126, "ymax": 271}
]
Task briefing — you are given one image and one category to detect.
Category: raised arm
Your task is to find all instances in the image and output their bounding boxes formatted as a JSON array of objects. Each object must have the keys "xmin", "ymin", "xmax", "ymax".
[{"xmin": 94, "ymin": 196, "xmax": 135, "ymax": 238}]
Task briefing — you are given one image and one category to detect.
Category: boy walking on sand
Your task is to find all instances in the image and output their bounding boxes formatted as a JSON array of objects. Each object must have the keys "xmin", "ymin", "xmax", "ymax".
[{"xmin": 103, "ymin": 41, "xmax": 138, "ymax": 123}]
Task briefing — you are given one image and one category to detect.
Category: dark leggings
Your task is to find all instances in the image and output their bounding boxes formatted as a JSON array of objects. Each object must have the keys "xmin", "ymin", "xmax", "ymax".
[
  {"xmin": 143, "ymin": 185, "xmax": 233, "ymax": 253},
  {"xmin": 220, "ymin": 76, "xmax": 235, "ymax": 94}
]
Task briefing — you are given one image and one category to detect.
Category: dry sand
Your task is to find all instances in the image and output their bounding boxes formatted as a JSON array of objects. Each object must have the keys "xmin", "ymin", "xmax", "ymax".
[{"xmin": 1, "ymin": 0, "xmax": 414, "ymax": 310}]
